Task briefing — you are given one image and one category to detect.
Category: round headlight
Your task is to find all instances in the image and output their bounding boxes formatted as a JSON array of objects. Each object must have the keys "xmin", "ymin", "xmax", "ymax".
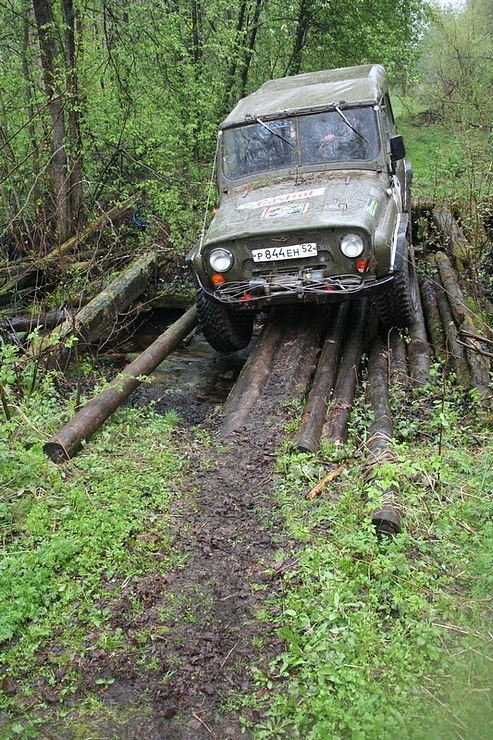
[
  {"xmin": 340, "ymin": 233, "xmax": 364, "ymax": 259},
  {"xmin": 209, "ymin": 248, "xmax": 233, "ymax": 272}
]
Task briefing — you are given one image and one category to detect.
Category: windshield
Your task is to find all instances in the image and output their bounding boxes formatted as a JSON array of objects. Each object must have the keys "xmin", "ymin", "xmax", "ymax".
[{"xmin": 222, "ymin": 106, "xmax": 380, "ymax": 180}]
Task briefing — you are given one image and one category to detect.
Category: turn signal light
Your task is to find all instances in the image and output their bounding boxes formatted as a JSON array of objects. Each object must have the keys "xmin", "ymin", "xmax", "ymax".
[
  {"xmin": 355, "ymin": 258, "xmax": 370, "ymax": 273},
  {"xmin": 211, "ymin": 273, "xmax": 225, "ymax": 285}
]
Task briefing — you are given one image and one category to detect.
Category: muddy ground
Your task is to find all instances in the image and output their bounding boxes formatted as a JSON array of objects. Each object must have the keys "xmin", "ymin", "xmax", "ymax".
[{"xmin": 34, "ymin": 312, "xmax": 323, "ymax": 738}]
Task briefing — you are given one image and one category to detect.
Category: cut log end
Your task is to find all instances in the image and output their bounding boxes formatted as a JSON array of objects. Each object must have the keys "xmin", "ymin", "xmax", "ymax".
[
  {"xmin": 372, "ymin": 503, "xmax": 402, "ymax": 536},
  {"xmin": 43, "ymin": 439, "xmax": 73, "ymax": 463}
]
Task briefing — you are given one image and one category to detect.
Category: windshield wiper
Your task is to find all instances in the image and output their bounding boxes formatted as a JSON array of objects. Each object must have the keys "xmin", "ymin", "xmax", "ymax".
[
  {"xmin": 334, "ymin": 105, "xmax": 369, "ymax": 144},
  {"xmin": 256, "ymin": 117, "xmax": 295, "ymax": 146}
]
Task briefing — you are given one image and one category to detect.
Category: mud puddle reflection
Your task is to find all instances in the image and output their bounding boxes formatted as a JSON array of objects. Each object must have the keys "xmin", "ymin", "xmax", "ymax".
[{"xmin": 125, "ymin": 311, "xmax": 251, "ymax": 426}]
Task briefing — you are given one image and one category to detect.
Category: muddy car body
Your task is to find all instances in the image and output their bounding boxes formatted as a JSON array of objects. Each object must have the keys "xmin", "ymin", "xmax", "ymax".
[{"xmin": 187, "ymin": 64, "xmax": 416, "ymax": 352}]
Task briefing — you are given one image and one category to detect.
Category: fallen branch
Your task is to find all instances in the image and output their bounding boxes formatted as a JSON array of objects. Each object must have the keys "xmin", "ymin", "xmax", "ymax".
[{"xmin": 306, "ymin": 466, "xmax": 344, "ymax": 500}]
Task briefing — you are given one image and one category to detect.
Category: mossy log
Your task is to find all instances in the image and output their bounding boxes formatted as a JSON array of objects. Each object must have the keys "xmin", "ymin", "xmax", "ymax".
[
  {"xmin": 365, "ymin": 333, "xmax": 401, "ymax": 535},
  {"xmin": 38, "ymin": 251, "xmax": 157, "ymax": 365},
  {"xmin": 432, "ymin": 206, "xmax": 471, "ymax": 265},
  {"xmin": 420, "ymin": 275, "xmax": 446, "ymax": 362},
  {"xmin": 323, "ymin": 298, "xmax": 367, "ymax": 444},
  {"xmin": 43, "ymin": 306, "xmax": 198, "ymax": 462},
  {"xmin": 434, "ymin": 274, "xmax": 471, "ymax": 387},
  {"xmin": 435, "ymin": 250, "xmax": 491, "ymax": 399},
  {"xmin": 294, "ymin": 302, "xmax": 348, "ymax": 453}
]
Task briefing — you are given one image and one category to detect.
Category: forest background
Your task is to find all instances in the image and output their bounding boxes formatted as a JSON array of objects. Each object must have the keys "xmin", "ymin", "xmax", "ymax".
[{"xmin": 1, "ymin": 0, "xmax": 492, "ymax": 260}]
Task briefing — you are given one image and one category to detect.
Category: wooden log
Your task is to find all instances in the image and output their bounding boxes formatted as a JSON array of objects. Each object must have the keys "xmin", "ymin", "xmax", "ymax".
[
  {"xmin": 323, "ymin": 298, "xmax": 367, "ymax": 444},
  {"xmin": 420, "ymin": 275, "xmax": 446, "ymax": 362},
  {"xmin": 434, "ymin": 274, "xmax": 471, "ymax": 387},
  {"xmin": 365, "ymin": 334, "xmax": 401, "ymax": 535},
  {"xmin": 435, "ymin": 250, "xmax": 491, "ymax": 397},
  {"xmin": 219, "ymin": 313, "xmax": 286, "ymax": 437},
  {"xmin": 432, "ymin": 206, "xmax": 471, "ymax": 265},
  {"xmin": 38, "ymin": 251, "xmax": 157, "ymax": 364},
  {"xmin": 0, "ymin": 308, "xmax": 71, "ymax": 334},
  {"xmin": 294, "ymin": 302, "xmax": 348, "ymax": 453},
  {"xmin": 407, "ymin": 272, "xmax": 432, "ymax": 387},
  {"xmin": 388, "ymin": 328, "xmax": 409, "ymax": 389},
  {"xmin": 43, "ymin": 306, "xmax": 198, "ymax": 462},
  {"xmin": 220, "ymin": 306, "xmax": 326, "ymax": 437}
]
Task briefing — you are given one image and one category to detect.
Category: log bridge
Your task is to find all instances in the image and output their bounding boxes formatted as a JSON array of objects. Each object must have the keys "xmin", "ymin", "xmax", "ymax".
[{"xmin": 8, "ymin": 203, "xmax": 488, "ymax": 535}]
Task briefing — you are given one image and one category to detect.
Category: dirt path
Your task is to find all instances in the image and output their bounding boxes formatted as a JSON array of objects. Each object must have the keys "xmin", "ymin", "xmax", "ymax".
[{"xmin": 64, "ymin": 310, "xmax": 323, "ymax": 737}]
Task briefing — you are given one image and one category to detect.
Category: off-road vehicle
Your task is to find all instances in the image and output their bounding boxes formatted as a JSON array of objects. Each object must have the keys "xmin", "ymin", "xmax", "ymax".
[{"xmin": 187, "ymin": 64, "xmax": 417, "ymax": 352}]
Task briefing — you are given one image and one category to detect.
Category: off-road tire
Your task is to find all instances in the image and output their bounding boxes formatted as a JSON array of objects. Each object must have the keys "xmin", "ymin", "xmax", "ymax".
[
  {"xmin": 378, "ymin": 218, "xmax": 418, "ymax": 330},
  {"xmin": 196, "ymin": 288, "xmax": 254, "ymax": 353}
]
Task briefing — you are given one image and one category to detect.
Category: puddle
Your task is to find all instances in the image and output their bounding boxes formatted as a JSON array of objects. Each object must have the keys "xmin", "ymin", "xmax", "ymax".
[
  {"xmin": 151, "ymin": 331, "xmax": 249, "ymax": 404},
  {"xmin": 124, "ymin": 310, "xmax": 253, "ymax": 425}
]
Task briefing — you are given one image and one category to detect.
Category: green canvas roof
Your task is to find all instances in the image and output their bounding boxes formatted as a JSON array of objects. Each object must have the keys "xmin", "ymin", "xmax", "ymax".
[{"xmin": 220, "ymin": 64, "xmax": 388, "ymax": 128}]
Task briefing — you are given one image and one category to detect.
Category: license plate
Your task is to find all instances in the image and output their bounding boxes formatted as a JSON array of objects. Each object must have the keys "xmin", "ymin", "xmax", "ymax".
[{"xmin": 252, "ymin": 242, "xmax": 317, "ymax": 263}]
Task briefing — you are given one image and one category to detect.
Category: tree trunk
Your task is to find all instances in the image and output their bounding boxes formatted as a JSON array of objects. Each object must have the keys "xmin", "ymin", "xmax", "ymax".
[
  {"xmin": 286, "ymin": 0, "xmax": 313, "ymax": 76},
  {"xmin": 32, "ymin": 0, "xmax": 84, "ymax": 244},
  {"xmin": 238, "ymin": 0, "xmax": 264, "ymax": 99},
  {"xmin": 62, "ymin": 0, "xmax": 84, "ymax": 232},
  {"xmin": 43, "ymin": 306, "xmax": 198, "ymax": 462}
]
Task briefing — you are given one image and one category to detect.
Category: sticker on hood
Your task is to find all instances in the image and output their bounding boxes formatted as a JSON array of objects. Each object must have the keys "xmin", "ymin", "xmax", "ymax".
[
  {"xmin": 238, "ymin": 188, "xmax": 325, "ymax": 210},
  {"xmin": 262, "ymin": 202, "xmax": 309, "ymax": 219}
]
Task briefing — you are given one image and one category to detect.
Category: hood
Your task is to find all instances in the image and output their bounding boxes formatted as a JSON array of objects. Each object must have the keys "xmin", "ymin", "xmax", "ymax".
[{"xmin": 204, "ymin": 171, "xmax": 391, "ymax": 247}]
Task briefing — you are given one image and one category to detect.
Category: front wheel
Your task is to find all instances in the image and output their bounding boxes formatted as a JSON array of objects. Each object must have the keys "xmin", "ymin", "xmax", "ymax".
[
  {"xmin": 196, "ymin": 288, "xmax": 254, "ymax": 353},
  {"xmin": 378, "ymin": 220, "xmax": 418, "ymax": 330}
]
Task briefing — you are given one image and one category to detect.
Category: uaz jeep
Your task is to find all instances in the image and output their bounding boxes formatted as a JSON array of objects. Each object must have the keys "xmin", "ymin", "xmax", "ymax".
[{"xmin": 187, "ymin": 64, "xmax": 416, "ymax": 352}]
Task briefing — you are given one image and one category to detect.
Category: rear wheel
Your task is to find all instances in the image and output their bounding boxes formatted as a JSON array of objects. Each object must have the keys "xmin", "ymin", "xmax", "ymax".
[
  {"xmin": 196, "ymin": 288, "xmax": 254, "ymax": 352},
  {"xmin": 378, "ymin": 218, "xmax": 418, "ymax": 329}
]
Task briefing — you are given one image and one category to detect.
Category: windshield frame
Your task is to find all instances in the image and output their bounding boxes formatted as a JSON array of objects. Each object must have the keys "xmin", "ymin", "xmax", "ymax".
[{"xmin": 220, "ymin": 104, "xmax": 382, "ymax": 184}]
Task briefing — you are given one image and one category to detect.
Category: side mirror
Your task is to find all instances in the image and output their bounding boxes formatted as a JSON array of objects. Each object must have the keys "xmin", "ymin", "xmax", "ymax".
[{"xmin": 390, "ymin": 135, "xmax": 405, "ymax": 161}]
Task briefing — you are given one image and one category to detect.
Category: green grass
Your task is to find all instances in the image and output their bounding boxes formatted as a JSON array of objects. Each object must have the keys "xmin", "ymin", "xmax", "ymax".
[
  {"xmin": 237, "ymin": 382, "xmax": 493, "ymax": 738},
  {"xmin": 395, "ymin": 98, "xmax": 493, "ymax": 219},
  {"xmin": 0, "ymin": 345, "xmax": 187, "ymax": 733}
]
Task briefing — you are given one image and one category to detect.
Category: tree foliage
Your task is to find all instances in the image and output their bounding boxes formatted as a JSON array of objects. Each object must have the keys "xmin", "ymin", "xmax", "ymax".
[{"xmin": 0, "ymin": 0, "xmax": 427, "ymax": 253}]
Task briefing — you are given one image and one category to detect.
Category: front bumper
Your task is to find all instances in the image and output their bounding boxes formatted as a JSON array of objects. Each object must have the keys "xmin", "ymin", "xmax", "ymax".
[{"xmin": 203, "ymin": 272, "xmax": 395, "ymax": 307}]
